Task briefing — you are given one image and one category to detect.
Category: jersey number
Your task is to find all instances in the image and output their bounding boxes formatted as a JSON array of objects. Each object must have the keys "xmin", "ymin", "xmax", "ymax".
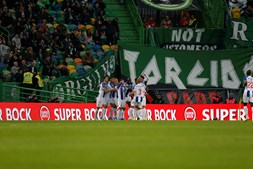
[
  {"xmin": 247, "ymin": 82, "xmax": 253, "ymax": 88},
  {"xmin": 138, "ymin": 89, "xmax": 142, "ymax": 95}
]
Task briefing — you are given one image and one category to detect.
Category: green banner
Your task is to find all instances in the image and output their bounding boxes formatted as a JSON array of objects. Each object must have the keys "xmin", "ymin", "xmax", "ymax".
[
  {"xmin": 120, "ymin": 45, "xmax": 253, "ymax": 89},
  {"xmin": 151, "ymin": 27, "xmax": 225, "ymax": 50},
  {"xmin": 227, "ymin": 18, "xmax": 253, "ymax": 47},
  {"xmin": 50, "ymin": 53, "xmax": 117, "ymax": 102}
]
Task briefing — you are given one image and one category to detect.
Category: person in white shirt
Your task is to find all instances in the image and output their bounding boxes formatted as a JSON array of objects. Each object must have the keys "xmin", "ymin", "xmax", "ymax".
[{"xmin": 12, "ymin": 34, "xmax": 21, "ymax": 49}]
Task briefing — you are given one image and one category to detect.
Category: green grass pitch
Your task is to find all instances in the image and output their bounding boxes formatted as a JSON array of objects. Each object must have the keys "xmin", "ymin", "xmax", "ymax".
[{"xmin": 0, "ymin": 121, "xmax": 252, "ymax": 169}]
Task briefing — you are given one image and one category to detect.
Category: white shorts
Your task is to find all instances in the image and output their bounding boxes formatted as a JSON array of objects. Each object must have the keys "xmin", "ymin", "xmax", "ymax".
[
  {"xmin": 134, "ymin": 102, "xmax": 143, "ymax": 109},
  {"xmin": 130, "ymin": 99, "xmax": 135, "ymax": 107},
  {"xmin": 96, "ymin": 97, "xmax": 110, "ymax": 107},
  {"xmin": 109, "ymin": 98, "xmax": 118, "ymax": 105},
  {"xmin": 118, "ymin": 100, "xmax": 126, "ymax": 108},
  {"xmin": 142, "ymin": 97, "xmax": 146, "ymax": 106},
  {"xmin": 243, "ymin": 95, "xmax": 253, "ymax": 103},
  {"xmin": 126, "ymin": 96, "xmax": 132, "ymax": 102}
]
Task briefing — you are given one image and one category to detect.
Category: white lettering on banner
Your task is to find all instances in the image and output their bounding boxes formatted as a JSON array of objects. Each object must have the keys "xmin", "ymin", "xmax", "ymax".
[
  {"xmin": 187, "ymin": 60, "xmax": 209, "ymax": 86},
  {"xmin": 202, "ymin": 109, "xmax": 246, "ymax": 121},
  {"xmin": 5, "ymin": 108, "xmax": 32, "ymax": 121},
  {"xmin": 163, "ymin": 44, "xmax": 217, "ymax": 51},
  {"xmin": 84, "ymin": 108, "xmax": 96, "ymax": 120},
  {"xmin": 123, "ymin": 49, "xmax": 139, "ymax": 82},
  {"xmin": 154, "ymin": 109, "xmax": 176, "ymax": 120},
  {"xmin": 171, "ymin": 29, "xmax": 205, "ymax": 42},
  {"xmin": 230, "ymin": 21, "xmax": 249, "ymax": 41},
  {"xmin": 142, "ymin": 55, "xmax": 162, "ymax": 84},
  {"xmin": 210, "ymin": 61, "xmax": 218, "ymax": 87},
  {"xmin": 147, "ymin": 109, "xmax": 152, "ymax": 120},
  {"xmin": 0, "ymin": 109, "xmax": 2, "ymax": 120},
  {"xmin": 165, "ymin": 57, "xmax": 186, "ymax": 89},
  {"xmin": 64, "ymin": 81, "xmax": 76, "ymax": 101},
  {"xmin": 221, "ymin": 60, "xmax": 240, "ymax": 89},
  {"xmin": 54, "ymin": 108, "xmax": 81, "ymax": 120},
  {"xmin": 53, "ymin": 84, "xmax": 64, "ymax": 101},
  {"xmin": 124, "ymin": 50, "xmax": 240, "ymax": 89}
]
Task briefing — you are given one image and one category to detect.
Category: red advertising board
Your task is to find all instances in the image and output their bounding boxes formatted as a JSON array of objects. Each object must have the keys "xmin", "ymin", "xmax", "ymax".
[{"xmin": 0, "ymin": 103, "xmax": 251, "ymax": 121}]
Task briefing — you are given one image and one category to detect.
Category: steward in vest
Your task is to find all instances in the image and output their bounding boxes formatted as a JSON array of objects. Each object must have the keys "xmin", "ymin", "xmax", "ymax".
[
  {"xmin": 22, "ymin": 69, "xmax": 35, "ymax": 100},
  {"xmin": 189, "ymin": 15, "xmax": 198, "ymax": 28},
  {"xmin": 33, "ymin": 72, "xmax": 44, "ymax": 98}
]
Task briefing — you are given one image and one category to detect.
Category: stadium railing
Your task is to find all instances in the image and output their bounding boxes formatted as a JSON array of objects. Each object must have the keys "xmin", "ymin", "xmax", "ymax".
[
  {"xmin": 125, "ymin": 0, "xmax": 144, "ymax": 44},
  {"xmin": 0, "ymin": 82, "xmax": 98, "ymax": 103}
]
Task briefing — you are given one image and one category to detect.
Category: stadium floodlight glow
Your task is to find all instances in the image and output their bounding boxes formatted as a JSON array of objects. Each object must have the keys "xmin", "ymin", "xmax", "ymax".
[{"xmin": 141, "ymin": 0, "xmax": 193, "ymax": 11}]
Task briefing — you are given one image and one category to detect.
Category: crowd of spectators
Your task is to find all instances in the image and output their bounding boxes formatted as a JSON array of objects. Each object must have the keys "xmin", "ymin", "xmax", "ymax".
[
  {"xmin": 228, "ymin": 0, "xmax": 253, "ymax": 19},
  {"xmin": 0, "ymin": 0, "xmax": 119, "ymax": 82},
  {"xmin": 144, "ymin": 11, "xmax": 198, "ymax": 28}
]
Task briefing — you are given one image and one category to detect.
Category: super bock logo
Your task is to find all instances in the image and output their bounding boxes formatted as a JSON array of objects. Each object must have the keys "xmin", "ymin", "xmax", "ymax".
[
  {"xmin": 141, "ymin": 0, "xmax": 193, "ymax": 10},
  {"xmin": 184, "ymin": 107, "xmax": 196, "ymax": 120},
  {"xmin": 40, "ymin": 106, "xmax": 50, "ymax": 120}
]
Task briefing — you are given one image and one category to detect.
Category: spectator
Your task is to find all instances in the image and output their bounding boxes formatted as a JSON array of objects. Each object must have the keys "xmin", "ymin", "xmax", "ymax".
[
  {"xmin": 160, "ymin": 16, "xmax": 172, "ymax": 28},
  {"xmin": 0, "ymin": 39, "xmax": 9, "ymax": 64},
  {"xmin": 64, "ymin": 8, "xmax": 74, "ymax": 24},
  {"xmin": 144, "ymin": 17, "xmax": 156, "ymax": 28},
  {"xmin": 212, "ymin": 91, "xmax": 223, "ymax": 104},
  {"xmin": 11, "ymin": 61, "xmax": 19, "ymax": 77},
  {"xmin": 29, "ymin": 61, "xmax": 37, "ymax": 75},
  {"xmin": 243, "ymin": 5, "xmax": 253, "ymax": 18},
  {"xmin": 15, "ymin": 68, "xmax": 23, "ymax": 82},
  {"xmin": 0, "ymin": 0, "xmax": 117, "ymax": 86},
  {"xmin": 189, "ymin": 15, "xmax": 198, "ymax": 28},
  {"xmin": 226, "ymin": 93, "xmax": 237, "ymax": 104},
  {"xmin": 48, "ymin": 96, "xmax": 60, "ymax": 103},
  {"xmin": 12, "ymin": 34, "xmax": 21, "ymax": 49},
  {"xmin": 105, "ymin": 19, "xmax": 116, "ymax": 45},
  {"xmin": 19, "ymin": 59, "xmax": 29, "ymax": 73},
  {"xmin": 82, "ymin": 49, "xmax": 95, "ymax": 68},
  {"xmin": 26, "ymin": 94, "xmax": 39, "ymax": 102},
  {"xmin": 179, "ymin": 14, "xmax": 189, "ymax": 27},
  {"xmin": 2, "ymin": 11, "xmax": 14, "ymax": 29},
  {"xmin": 112, "ymin": 18, "xmax": 120, "ymax": 42},
  {"xmin": 152, "ymin": 92, "xmax": 165, "ymax": 104},
  {"xmin": 231, "ymin": 7, "xmax": 241, "ymax": 18}
]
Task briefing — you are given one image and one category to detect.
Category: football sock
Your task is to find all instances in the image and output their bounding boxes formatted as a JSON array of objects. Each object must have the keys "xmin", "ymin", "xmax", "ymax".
[
  {"xmin": 128, "ymin": 108, "xmax": 133, "ymax": 119},
  {"xmin": 95, "ymin": 109, "xmax": 99, "ymax": 119},
  {"xmin": 244, "ymin": 106, "xmax": 248, "ymax": 119},
  {"xmin": 102, "ymin": 108, "xmax": 107, "ymax": 120}
]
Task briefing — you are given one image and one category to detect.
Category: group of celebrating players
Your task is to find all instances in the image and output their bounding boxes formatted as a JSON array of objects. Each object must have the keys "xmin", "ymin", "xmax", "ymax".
[{"xmin": 95, "ymin": 74, "xmax": 149, "ymax": 120}]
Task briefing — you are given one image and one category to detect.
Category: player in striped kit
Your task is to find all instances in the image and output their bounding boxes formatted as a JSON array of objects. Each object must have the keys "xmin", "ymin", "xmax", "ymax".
[
  {"xmin": 243, "ymin": 69, "xmax": 253, "ymax": 121},
  {"xmin": 117, "ymin": 78, "xmax": 128, "ymax": 120},
  {"xmin": 130, "ymin": 77, "xmax": 146, "ymax": 120},
  {"xmin": 95, "ymin": 75, "xmax": 115, "ymax": 120},
  {"xmin": 137, "ymin": 74, "xmax": 149, "ymax": 120},
  {"xmin": 126, "ymin": 77, "xmax": 137, "ymax": 120},
  {"xmin": 108, "ymin": 77, "xmax": 118, "ymax": 120}
]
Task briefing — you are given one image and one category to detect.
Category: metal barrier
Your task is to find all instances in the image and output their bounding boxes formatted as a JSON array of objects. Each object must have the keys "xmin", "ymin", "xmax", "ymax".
[{"xmin": 1, "ymin": 83, "xmax": 98, "ymax": 103}]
